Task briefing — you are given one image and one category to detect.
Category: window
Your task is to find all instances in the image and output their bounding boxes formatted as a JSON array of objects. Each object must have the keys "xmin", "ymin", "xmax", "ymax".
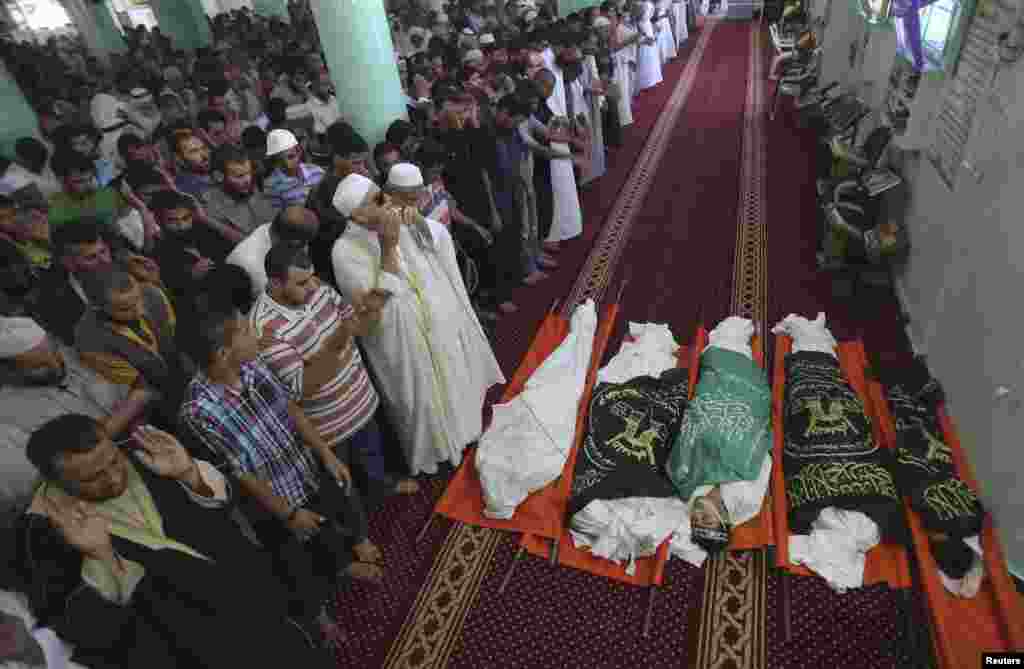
[
  {"xmin": 919, "ymin": 0, "xmax": 961, "ymax": 64},
  {"xmin": 896, "ymin": 0, "xmax": 967, "ymax": 72}
]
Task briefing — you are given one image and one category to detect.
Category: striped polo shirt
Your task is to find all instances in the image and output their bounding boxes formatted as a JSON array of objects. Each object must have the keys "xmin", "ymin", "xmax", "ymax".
[{"xmin": 251, "ymin": 283, "xmax": 379, "ymax": 447}]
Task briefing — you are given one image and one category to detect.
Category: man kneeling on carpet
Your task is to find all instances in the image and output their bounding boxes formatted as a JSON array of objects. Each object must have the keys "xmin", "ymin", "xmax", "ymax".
[
  {"xmin": 179, "ymin": 308, "xmax": 387, "ymax": 599},
  {"xmin": 771, "ymin": 313, "xmax": 903, "ymax": 592},
  {"xmin": 14, "ymin": 415, "xmax": 337, "ymax": 667}
]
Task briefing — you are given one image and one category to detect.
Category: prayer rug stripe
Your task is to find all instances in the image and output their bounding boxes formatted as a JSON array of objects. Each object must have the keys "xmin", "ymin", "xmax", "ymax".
[
  {"xmin": 383, "ymin": 523, "xmax": 502, "ymax": 669},
  {"xmin": 695, "ymin": 551, "xmax": 768, "ymax": 669},
  {"xmin": 693, "ymin": 21, "xmax": 770, "ymax": 669}
]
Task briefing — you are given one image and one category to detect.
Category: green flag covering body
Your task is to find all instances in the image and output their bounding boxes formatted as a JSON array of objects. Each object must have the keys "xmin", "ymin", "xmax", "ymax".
[{"xmin": 666, "ymin": 347, "xmax": 772, "ymax": 502}]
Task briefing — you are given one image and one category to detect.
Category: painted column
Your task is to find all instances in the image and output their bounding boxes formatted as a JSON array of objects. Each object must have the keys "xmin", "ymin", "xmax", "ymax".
[
  {"xmin": 310, "ymin": 0, "xmax": 407, "ymax": 146},
  {"xmin": 92, "ymin": 1, "xmax": 127, "ymax": 54},
  {"xmin": 60, "ymin": 0, "xmax": 125, "ymax": 65},
  {"xmin": 0, "ymin": 62, "xmax": 40, "ymax": 155},
  {"xmin": 252, "ymin": 0, "xmax": 289, "ymax": 20},
  {"xmin": 150, "ymin": 0, "xmax": 212, "ymax": 51}
]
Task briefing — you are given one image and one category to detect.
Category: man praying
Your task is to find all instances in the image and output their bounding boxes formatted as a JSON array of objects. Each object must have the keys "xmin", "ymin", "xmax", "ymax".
[{"xmin": 331, "ymin": 170, "xmax": 505, "ymax": 476}]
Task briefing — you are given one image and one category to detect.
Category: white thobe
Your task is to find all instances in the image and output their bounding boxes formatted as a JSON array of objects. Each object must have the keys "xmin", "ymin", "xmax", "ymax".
[
  {"xmin": 673, "ymin": 0, "xmax": 689, "ymax": 47},
  {"xmin": 656, "ymin": 0, "xmax": 678, "ymax": 63},
  {"xmin": 544, "ymin": 96, "xmax": 583, "ymax": 244},
  {"xmin": 331, "ymin": 218, "xmax": 505, "ymax": 475},
  {"xmin": 612, "ymin": 24, "xmax": 637, "ymax": 126},
  {"xmin": 579, "ymin": 55, "xmax": 607, "ymax": 185},
  {"xmin": 636, "ymin": 3, "xmax": 664, "ymax": 91},
  {"xmin": 542, "ymin": 48, "xmax": 568, "ymax": 116}
]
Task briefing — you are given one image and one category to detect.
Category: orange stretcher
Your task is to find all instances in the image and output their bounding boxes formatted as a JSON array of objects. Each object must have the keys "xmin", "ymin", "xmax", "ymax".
[
  {"xmin": 769, "ymin": 337, "xmax": 912, "ymax": 589},
  {"xmin": 432, "ymin": 297, "xmax": 621, "ymax": 542},
  {"xmin": 865, "ymin": 373, "xmax": 1024, "ymax": 667},
  {"xmin": 522, "ymin": 326, "xmax": 775, "ymax": 588}
]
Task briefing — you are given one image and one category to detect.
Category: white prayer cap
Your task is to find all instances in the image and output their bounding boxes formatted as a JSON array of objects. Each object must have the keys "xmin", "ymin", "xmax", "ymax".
[
  {"xmin": 266, "ymin": 128, "xmax": 298, "ymax": 157},
  {"xmin": 524, "ymin": 9, "xmax": 539, "ymax": 21},
  {"xmin": 479, "ymin": 32, "xmax": 496, "ymax": 45},
  {"xmin": 462, "ymin": 49, "xmax": 485, "ymax": 64},
  {"xmin": 332, "ymin": 174, "xmax": 380, "ymax": 217},
  {"xmin": 462, "ymin": 26, "xmax": 477, "ymax": 35},
  {"xmin": 385, "ymin": 163, "xmax": 425, "ymax": 192},
  {"xmin": 434, "ymin": 12, "xmax": 450, "ymax": 24},
  {"xmin": 0, "ymin": 317, "xmax": 47, "ymax": 359},
  {"xmin": 593, "ymin": 16, "xmax": 612, "ymax": 28}
]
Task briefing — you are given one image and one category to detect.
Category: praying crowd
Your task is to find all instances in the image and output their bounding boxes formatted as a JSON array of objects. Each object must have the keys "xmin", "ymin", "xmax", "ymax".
[{"xmin": 0, "ymin": 0, "xmax": 700, "ymax": 665}]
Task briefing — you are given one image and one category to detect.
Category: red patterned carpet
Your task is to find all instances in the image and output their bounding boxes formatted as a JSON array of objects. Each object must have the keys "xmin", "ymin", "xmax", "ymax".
[{"xmin": 326, "ymin": 19, "xmax": 926, "ymax": 669}]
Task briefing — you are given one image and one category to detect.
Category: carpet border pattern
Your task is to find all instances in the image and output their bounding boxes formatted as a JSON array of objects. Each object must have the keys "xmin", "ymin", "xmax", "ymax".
[
  {"xmin": 383, "ymin": 22, "xmax": 721, "ymax": 669},
  {"xmin": 383, "ymin": 523, "xmax": 502, "ymax": 669},
  {"xmin": 560, "ymin": 18, "xmax": 721, "ymax": 318},
  {"xmin": 694, "ymin": 22, "xmax": 769, "ymax": 669},
  {"xmin": 694, "ymin": 550, "xmax": 769, "ymax": 669},
  {"xmin": 729, "ymin": 22, "xmax": 767, "ymax": 325}
]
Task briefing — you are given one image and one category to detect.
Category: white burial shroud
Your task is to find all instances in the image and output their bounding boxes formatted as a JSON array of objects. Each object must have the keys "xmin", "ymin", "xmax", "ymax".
[
  {"xmin": 476, "ymin": 300, "xmax": 598, "ymax": 520},
  {"xmin": 570, "ymin": 318, "xmax": 773, "ymax": 573}
]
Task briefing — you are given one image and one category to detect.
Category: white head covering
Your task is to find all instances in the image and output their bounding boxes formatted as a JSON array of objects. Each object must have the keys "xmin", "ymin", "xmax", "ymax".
[
  {"xmin": 332, "ymin": 174, "xmax": 380, "ymax": 217},
  {"xmin": 385, "ymin": 163, "xmax": 425, "ymax": 192},
  {"xmin": 524, "ymin": 9, "xmax": 539, "ymax": 22},
  {"xmin": 266, "ymin": 128, "xmax": 299, "ymax": 157},
  {"xmin": 593, "ymin": 16, "xmax": 612, "ymax": 28},
  {"xmin": 0, "ymin": 317, "xmax": 47, "ymax": 359},
  {"xmin": 479, "ymin": 32, "xmax": 496, "ymax": 45}
]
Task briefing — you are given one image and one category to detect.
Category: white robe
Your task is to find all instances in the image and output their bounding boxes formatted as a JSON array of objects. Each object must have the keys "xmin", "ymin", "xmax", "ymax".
[
  {"xmin": 636, "ymin": 3, "xmax": 664, "ymax": 91},
  {"xmin": 579, "ymin": 55, "xmax": 607, "ymax": 186},
  {"xmin": 612, "ymin": 24, "xmax": 637, "ymax": 127},
  {"xmin": 545, "ymin": 96, "xmax": 583, "ymax": 244},
  {"xmin": 331, "ymin": 218, "xmax": 505, "ymax": 475},
  {"xmin": 673, "ymin": 0, "xmax": 689, "ymax": 47},
  {"xmin": 542, "ymin": 48, "xmax": 568, "ymax": 117},
  {"xmin": 656, "ymin": 0, "xmax": 678, "ymax": 63}
]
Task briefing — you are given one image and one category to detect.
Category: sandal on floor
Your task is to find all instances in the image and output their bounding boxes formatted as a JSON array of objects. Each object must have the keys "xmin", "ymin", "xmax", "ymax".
[
  {"xmin": 342, "ymin": 561, "xmax": 385, "ymax": 584},
  {"xmin": 353, "ymin": 539, "xmax": 383, "ymax": 564},
  {"xmin": 394, "ymin": 478, "xmax": 420, "ymax": 495}
]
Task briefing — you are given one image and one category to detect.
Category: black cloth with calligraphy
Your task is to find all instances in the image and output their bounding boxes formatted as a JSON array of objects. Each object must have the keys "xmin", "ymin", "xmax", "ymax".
[
  {"xmin": 567, "ymin": 368, "xmax": 690, "ymax": 517},
  {"xmin": 782, "ymin": 352, "xmax": 902, "ymax": 539},
  {"xmin": 879, "ymin": 361, "xmax": 984, "ymax": 542}
]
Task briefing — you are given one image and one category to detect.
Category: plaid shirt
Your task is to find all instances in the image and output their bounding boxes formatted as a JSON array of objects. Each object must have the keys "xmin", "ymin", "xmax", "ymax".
[{"xmin": 179, "ymin": 359, "xmax": 320, "ymax": 510}]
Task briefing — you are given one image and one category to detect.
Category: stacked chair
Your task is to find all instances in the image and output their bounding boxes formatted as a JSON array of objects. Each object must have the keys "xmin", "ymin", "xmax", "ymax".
[{"xmin": 816, "ymin": 123, "xmax": 907, "ymax": 295}]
